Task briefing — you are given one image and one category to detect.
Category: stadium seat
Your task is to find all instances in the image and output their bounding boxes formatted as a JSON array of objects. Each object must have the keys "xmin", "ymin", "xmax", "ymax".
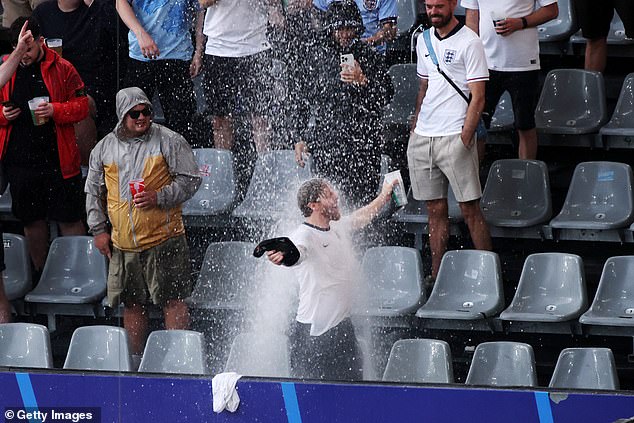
[
  {"xmin": 606, "ymin": 11, "xmax": 634, "ymax": 45},
  {"xmin": 232, "ymin": 150, "xmax": 313, "ymax": 220},
  {"xmin": 465, "ymin": 342, "xmax": 538, "ymax": 387},
  {"xmin": 580, "ymin": 256, "xmax": 634, "ymax": 327},
  {"xmin": 63, "ymin": 326, "xmax": 133, "ymax": 372},
  {"xmin": 549, "ymin": 348, "xmax": 619, "ymax": 390},
  {"xmin": 535, "ymin": 69, "xmax": 608, "ymax": 147},
  {"xmin": 383, "ymin": 64, "xmax": 418, "ymax": 127},
  {"xmin": 382, "ymin": 339, "xmax": 454, "ymax": 384},
  {"xmin": 0, "ymin": 186, "xmax": 11, "ymax": 214},
  {"xmin": 0, "ymin": 323, "xmax": 53, "ymax": 369},
  {"xmin": 393, "ymin": 186, "xmax": 464, "ymax": 225},
  {"xmin": 24, "ymin": 236, "xmax": 108, "ymax": 330},
  {"xmin": 600, "ymin": 73, "xmax": 634, "ymax": 148},
  {"xmin": 395, "ymin": 0, "xmax": 416, "ymax": 35},
  {"xmin": 224, "ymin": 332, "xmax": 290, "ymax": 378},
  {"xmin": 549, "ymin": 162, "xmax": 634, "ymax": 230},
  {"xmin": 416, "ymin": 250, "xmax": 504, "ymax": 320},
  {"xmin": 3, "ymin": 233, "xmax": 31, "ymax": 300},
  {"xmin": 182, "ymin": 148, "xmax": 235, "ymax": 216},
  {"xmin": 537, "ymin": 0, "xmax": 578, "ymax": 42},
  {"xmin": 139, "ymin": 330, "xmax": 209, "ymax": 375},
  {"xmin": 489, "ymin": 91, "xmax": 514, "ymax": 132},
  {"xmin": 356, "ymin": 246, "xmax": 425, "ymax": 317},
  {"xmin": 500, "ymin": 253, "xmax": 587, "ymax": 322},
  {"xmin": 481, "ymin": 159, "xmax": 552, "ymax": 227},
  {"xmin": 186, "ymin": 241, "xmax": 259, "ymax": 311}
]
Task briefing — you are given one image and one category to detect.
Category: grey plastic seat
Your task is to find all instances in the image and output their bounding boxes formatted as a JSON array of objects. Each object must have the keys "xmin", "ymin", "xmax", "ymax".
[
  {"xmin": 182, "ymin": 148, "xmax": 235, "ymax": 215},
  {"xmin": 580, "ymin": 256, "xmax": 634, "ymax": 326},
  {"xmin": 601, "ymin": 73, "xmax": 634, "ymax": 147},
  {"xmin": 3, "ymin": 233, "xmax": 31, "ymax": 300},
  {"xmin": 139, "ymin": 330, "xmax": 209, "ymax": 375},
  {"xmin": 0, "ymin": 323, "xmax": 53, "ymax": 368},
  {"xmin": 489, "ymin": 91, "xmax": 514, "ymax": 133},
  {"xmin": 416, "ymin": 250, "xmax": 503, "ymax": 320},
  {"xmin": 0, "ymin": 186, "xmax": 11, "ymax": 214},
  {"xmin": 535, "ymin": 70, "xmax": 608, "ymax": 145},
  {"xmin": 550, "ymin": 162, "xmax": 634, "ymax": 230},
  {"xmin": 382, "ymin": 339, "xmax": 453, "ymax": 384},
  {"xmin": 25, "ymin": 236, "xmax": 107, "ymax": 304},
  {"xmin": 549, "ymin": 348, "xmax": 619, "ymax": 390},
  {"xmin": 465, "ymin": 342, "xmax": 537, "ymax": 387},
  {"xmin": 383, "ymin": 64, "xmax": 418, "ymax": 126},
  {"xmin": 500, "ymin": 253, "xmax": 587, "ymax": 322},
  {"xmin": 186, "ymin": 241, "xmax": 259, "ymax": 310},
  {"xmin": 358, "ymin": 246, "xmax": 425, "ymax": 317},
  {"xmin": 64, "ymin": 325, "xmax": 133, "ymax": 372},
  {"xmin": 395, "ymin": 0, "xmax": 416, "ymax": 35},
  {"xmin": 393, "ymin": 186, "xmax": 464, "ymax": 224},
  {"xmin": 607, "ymin": 11, "xmax": 634, "ymax": 45},
  {"xmin": 232, "ymin": 150, "xmax": 313, "ymax": 220},
  {"xmin": 225, "ymin": 332, "xmax": 290, "ymax": 378},
  {"xmin": 481, "ymin": 160, "xmax": 552, "ymax": 227},
  {"xmin": 537, "ymin": 0, "xmax": 578, "ymax": 42}
]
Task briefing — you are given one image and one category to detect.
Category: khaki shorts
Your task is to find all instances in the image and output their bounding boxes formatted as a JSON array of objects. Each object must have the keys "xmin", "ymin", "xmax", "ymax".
[
  {"xmin": 407, "ymin": 132, "xmax": 481, "ymax": 203},
  {"xmin": 107, "ymin": 235, "xmax": 193, "ymax": 307}
]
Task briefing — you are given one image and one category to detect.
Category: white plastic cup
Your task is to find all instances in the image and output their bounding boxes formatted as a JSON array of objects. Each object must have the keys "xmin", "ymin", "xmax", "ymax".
[
  {"xmin": 384, "ymin": 170, "xmax": 408, "ymax": 207},
  {"xmin": 28, "ymin": 96, "xmax": 49, "ymax": 126},
  {"xmin": 46, "ymin": 38, "xmax": 62, "ymax": 56}
]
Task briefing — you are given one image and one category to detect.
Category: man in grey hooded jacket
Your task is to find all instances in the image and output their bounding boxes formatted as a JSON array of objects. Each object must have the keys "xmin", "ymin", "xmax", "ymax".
[{"xmin": 85, "ymin": 87, "xmax": 201, "ymax": 362}]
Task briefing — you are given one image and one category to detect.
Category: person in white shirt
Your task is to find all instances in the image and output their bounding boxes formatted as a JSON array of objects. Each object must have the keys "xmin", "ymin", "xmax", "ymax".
[
  {"xmin": 462, "ymin": 0, "xmax": 558, "ymax": 160},
  {"xmin": 267, "ymin": 178, "xmax": 394, "ymax": 381},
  {"xmin": 407, "ymin": 0, "xmax": 491, "ymax": 280}
]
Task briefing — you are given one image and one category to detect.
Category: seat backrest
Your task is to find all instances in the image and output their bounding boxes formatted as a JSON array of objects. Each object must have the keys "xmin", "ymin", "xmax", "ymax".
[
  {"xmin": 0, "ymin": 323, "xmax": 53, "ymax": 368},
  {"xmin": 423, "ymin": 250, "xmax": 504, "ymax": 317},
  {"xmin": 605, "ymin": 73, "xmax": 634, "ymax": 129},
  {"xmin": 549, "ymin": 348, "xmax": 619, "ymax": 390},
  {"xmin": 481, "ymin": 159, "xmax": 552, "ymax": 227},
  {"xmin": 232, "ymin": 150, "xmax": 313, "ymax": 219},
  {"xmin": 608, "ymin": 10, "xmax": 634, "ymax": 44},
  {"xmin": 383, "ymin": 64, "xmax": 418, "ymax": 126},
  {"xmin": 183, "ymin": 148, "xmax": 235, "ymax": 216},
  {"xmin": 27, "ymin": 236, "xmax": 108, "ymax": 303},
  {"xmin": 139, "ymin": 330, "xmax": 209, "ymax": 375},
  {"xmin": 489, "ymin": 91, "xmax": 514, "ymax": 131},
  {"xmin": 506, "ymin": 253, "xmax": 587, "ymax": 320},
  {"xmin": 554, "ymin": 162, "xmax": 634, "ymax": 228},
  {"xmin": 382, "ymin": 339, "xmax": 453, "ymax": 383},
  {"xmin": 535, "ymin": 69, "xmax": 607, "ymax": 133},
  {"xmin": 224, "ymin": 332, "xmax": 290, "ymax": 378},
  {"xmin": 3, "ymin": 233, "xmax": 31, "ymax": 300},
  {"xmin": 393, "ymin": 186, "xmax": 464, "ymax": 223},
  {"xmin": 189, "ymin": 242, "xmax": 259, "ymax": 309},
  {"xmin": 537, "ymin": 0, "xmax": 578, "ymax": 41},
  {"xmin": 466, "ymin": 342, "xmax": 537, "ymax": 387},
  {"xmin": 0, "ymin": 186, "xmax": 11, "ymax": 213},
  {"xmin": 584, "ymin": 256, "xmax": 634, "ymax": 320},
  {"xmin": 395, "ymin": 0, "xmax": 416, "ymax": 34},
  {"xmin": 361, "ymin": 246, "xmax": 424, "ymax": 313},
  {"xmin": 64, "ymin": 325, "xmax": 133, "ymax": 372}
]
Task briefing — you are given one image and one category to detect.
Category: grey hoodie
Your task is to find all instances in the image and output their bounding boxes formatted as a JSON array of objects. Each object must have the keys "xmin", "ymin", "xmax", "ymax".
[{"xmin": 85, "ymin": 87, "xmax": 201, "ymax": 251}]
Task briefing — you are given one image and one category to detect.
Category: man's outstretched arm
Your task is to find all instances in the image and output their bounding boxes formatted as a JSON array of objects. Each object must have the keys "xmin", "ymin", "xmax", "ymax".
[{"xmin": 349, "ymin": 181, "xmax": 395, "ymax": 230}]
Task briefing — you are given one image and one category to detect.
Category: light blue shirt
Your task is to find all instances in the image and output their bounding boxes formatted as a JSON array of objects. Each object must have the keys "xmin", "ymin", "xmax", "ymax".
[
  {"xmin": 128, "ymin": 0, "xmax": 199, "ymax": 61},
  {"xmin": 313, "ymin": 0, "xmax": 397, "ymax": 53}
]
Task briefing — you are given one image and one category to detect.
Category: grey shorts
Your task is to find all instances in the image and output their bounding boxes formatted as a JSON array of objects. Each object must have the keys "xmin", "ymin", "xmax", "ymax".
[
  {"xmin": 407, "ymin": 132, "xmax": 481, "ymax": 202},
  {"xmin": 107, "ymin": 235, "xmax": 193, "ymax": 307}
]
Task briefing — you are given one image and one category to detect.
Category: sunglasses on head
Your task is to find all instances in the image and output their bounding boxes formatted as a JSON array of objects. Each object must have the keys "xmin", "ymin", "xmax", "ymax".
[{"xmin": 127, "ymin": 106, "xmax": 152, "ymax": 119}]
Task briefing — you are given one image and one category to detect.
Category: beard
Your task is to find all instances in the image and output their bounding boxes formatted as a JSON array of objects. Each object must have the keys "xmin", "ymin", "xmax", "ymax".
[
  {"xmin": 321, "ymin": 206, "xmax": 341, "ymax": 221},
  {"xmin": 429, "ymin": 13, "xmax": 453, "ymax": 28}
]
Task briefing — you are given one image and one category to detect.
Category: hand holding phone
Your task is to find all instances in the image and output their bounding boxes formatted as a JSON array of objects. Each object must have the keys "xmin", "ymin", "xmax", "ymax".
[{"xmin": 340, "ymin": 53, "xmax": 354, "ymax": 68}]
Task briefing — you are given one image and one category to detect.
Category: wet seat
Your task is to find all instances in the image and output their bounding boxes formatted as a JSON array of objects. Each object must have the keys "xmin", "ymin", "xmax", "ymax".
[
  {"xmin": 465, "ymin": 341, "xmax": 538, "ymax": 387},
  {"xmin": 382, "ymin": 338, "xmax": 454, "ymax": 384},
  {"xmin": 549, "ymin": 347, "xmax": 619, "ymax": 390},
  {"xmin": 139, "ymin": 330, "xmax": 210, "ymax": 375},
  {"xmin": 182, "ymin": 148, "xmax": 236, "ymax": 216},
  {"xmin": 0, "ymin": 323, "xmax": 53, "ymax": 369},
  {"xmin": 64, "ymin": 325, "xmax": 133, "ymax": 372},
  {"xmin": 224, "ymin": 332, "xmax": 290, "ymax": 378}
]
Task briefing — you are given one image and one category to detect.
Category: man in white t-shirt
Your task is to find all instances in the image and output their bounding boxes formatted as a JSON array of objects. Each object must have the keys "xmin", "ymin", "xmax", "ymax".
[
  {"xmin": 462, "ymin": 0, "xmax": 558, "ymax": 159},
  {"xmin": 267, "ymin": 178, "xmax": 394, "ymax": 381},
  {"xmin": 407, "ymin": 0, "xmax": 491, "ymax": 280}
]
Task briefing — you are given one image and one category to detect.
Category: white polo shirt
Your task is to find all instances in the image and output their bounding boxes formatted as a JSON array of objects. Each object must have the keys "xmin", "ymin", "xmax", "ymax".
[
  {"xmin": 461, "ymin": 0, "xmax": 557, "ymax": 71},
  {"xmin": 414, "ymin": 23, "xmax": 489, "ymax": 137}
]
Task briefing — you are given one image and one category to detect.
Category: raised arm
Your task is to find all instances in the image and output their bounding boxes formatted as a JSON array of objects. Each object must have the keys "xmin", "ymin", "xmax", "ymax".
[
  {"xmin": 0, "ymin": 20, "xmax": 32, "ymax": 88},
  {"xmin": 349, "ymin": 181, "xmax": 394, "ymax": 230}
]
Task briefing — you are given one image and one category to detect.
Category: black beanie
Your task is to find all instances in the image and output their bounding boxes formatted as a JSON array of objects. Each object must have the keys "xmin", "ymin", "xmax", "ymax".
[{"xmin": 324, "ymin": 1, "xmax": 364, "ymax": 35}]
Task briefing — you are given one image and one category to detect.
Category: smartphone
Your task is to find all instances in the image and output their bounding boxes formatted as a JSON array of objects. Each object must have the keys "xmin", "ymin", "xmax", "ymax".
[
  {"xmin": 1, "ymin": 100, "xmax": 16, "ymax": 108},
  {"xmin": 340, "ymin": 53, "xmax": 355, "ymax": 67}
]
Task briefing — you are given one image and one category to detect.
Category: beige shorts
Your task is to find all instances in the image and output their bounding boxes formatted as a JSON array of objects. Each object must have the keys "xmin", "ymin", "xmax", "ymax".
[
  {"xmin": 107, "ymin": 235, "xmax": 193, "ymax": 307},
  {"xmin": 407, "ymin": 132, "xmax": 481, "ymax": 202}
]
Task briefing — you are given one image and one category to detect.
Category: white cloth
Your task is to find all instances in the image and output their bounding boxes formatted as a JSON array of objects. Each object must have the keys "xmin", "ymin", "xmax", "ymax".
[
  {"xmin": 460, "ymin": 0, "xmax": 557, "ymax": 71},
  {"xmin": 212, "ymin": 372, "xmax": 242, "ymax": 413},
  {"xmin": 289, "ymin": 219, "xmax": 360, "ymax": 337},
  {"xmin": 414, "ymin": 24, "xmax": 489, "ymax": 137},
  {"xmin": 203, "ymin": 0, "xmax": 271, "ymax": 57}
]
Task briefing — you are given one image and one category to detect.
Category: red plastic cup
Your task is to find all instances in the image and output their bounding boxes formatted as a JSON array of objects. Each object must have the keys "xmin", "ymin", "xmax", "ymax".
[{"xmin": 129, "ymin": 178, "xmax": 145, "ymax": 197}]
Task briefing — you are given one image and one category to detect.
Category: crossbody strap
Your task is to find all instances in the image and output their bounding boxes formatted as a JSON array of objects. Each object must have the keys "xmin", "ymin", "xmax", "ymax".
[{"xmin": 422, "ymin": 29, "xmax": 470, "ymax": 105}]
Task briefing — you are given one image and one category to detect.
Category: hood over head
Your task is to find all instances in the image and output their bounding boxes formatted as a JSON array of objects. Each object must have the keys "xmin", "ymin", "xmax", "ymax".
[{"xmin": 116, "ymin": 87, "xmax": 152, "ymax": 122}]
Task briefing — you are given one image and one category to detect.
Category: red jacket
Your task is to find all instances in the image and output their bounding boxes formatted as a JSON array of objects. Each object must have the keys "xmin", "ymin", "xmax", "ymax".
[{"xmin": 0, "ymin": 44, "xmax": 89, "ymax": 179}]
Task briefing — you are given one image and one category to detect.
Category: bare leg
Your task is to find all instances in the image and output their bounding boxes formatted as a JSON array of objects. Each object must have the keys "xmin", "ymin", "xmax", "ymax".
[
  {"xmin": 213, "ymin": 115, "xmax": 234, "ymax": 150},
  {"xmin": 163, "ymin": 299, "xmax": 190, "ymax": 330},
  {"xmin": 23, "ymin": 220, "xmax": 48, "ymax": 272},
  {"xmin": 0, "ymin": 277, "xmax": 10, "ymax": 323},
  {"xmin": 584, "ymin": 37, "xmax": 608, "ymax": 72},
  {"xmin": 459, "ymin": 200, "xmax": 492, "ymax": 251},
  {"xmin": 74, "ymin": 96, "xmax": 98, "ymax": 167},
  {"xmin": 58, "ymin": 221, "xmax": 86, "ymax": 236},
  {"xmin": 426, "ymin": 199, "xmax": 449, "ymax": 278},
  {"xmin": 124, "ymin": 303, "xmax": 149, "ymax": 355},
  {"xmin": 251, "ymin": 114, "xmax": 270, "ymax": 154},
  {"xmin": 517, "ymin": 128, "xmax": 538, "ymax": 160}
]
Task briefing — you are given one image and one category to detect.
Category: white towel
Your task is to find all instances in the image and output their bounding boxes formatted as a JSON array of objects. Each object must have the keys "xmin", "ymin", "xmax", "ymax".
[{"xmin": 212, "ymin": 372, "xmax": 242, "ymax": 413}]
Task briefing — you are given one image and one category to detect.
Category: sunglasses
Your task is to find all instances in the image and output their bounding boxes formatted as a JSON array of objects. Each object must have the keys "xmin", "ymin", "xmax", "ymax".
[{"xmin": 127, "ymin": 107, "xmax": 152, "ymax": 119}]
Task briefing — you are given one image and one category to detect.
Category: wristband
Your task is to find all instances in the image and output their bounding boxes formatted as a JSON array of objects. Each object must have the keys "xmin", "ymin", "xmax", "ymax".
[{"xmin": 521, "ymin": 17, "xmax": 528, "ymax": 29}]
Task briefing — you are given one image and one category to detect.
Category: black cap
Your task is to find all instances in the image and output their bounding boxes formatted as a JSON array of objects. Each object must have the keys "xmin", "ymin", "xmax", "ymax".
[
  {"xmin": 253, "ymin": 237, "xmax": 301, "ymax": 267},
  {"xmin": 324, "ymin": 1, "xmax": 364, "ymax": 34}
]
